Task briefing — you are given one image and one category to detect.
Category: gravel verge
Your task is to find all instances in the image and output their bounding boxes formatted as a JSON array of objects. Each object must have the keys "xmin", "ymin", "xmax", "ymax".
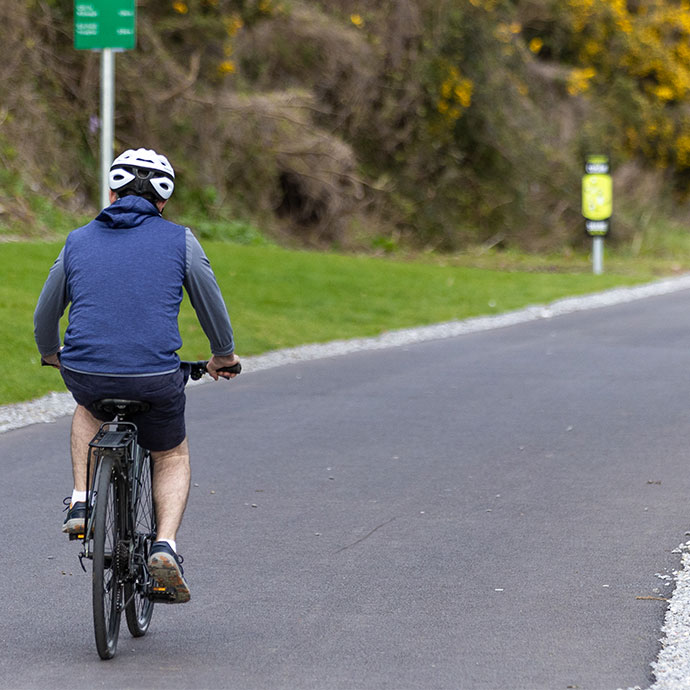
[
  {"xmin": 646, "ymin": 543, "xmax": 690, "ymax": 690},
  {"xmin": 621, "ymin": 540, "xmax": 690, "ymax": 690}
]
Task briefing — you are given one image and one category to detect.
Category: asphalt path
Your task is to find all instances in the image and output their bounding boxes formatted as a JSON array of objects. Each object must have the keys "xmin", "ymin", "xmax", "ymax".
[{"xmin": 3, "ymin": 290, "xmax": 690, "ymax": 689}]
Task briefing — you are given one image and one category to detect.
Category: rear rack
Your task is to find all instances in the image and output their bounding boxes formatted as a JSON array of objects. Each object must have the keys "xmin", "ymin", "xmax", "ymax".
[{"xmin": 89, "ymin": 423, "xmax": 137, "ymax": 450}]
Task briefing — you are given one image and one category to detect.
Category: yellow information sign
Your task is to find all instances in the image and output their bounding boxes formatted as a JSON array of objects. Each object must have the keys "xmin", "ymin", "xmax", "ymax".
[{"xmin": 582, "ymin": 155, "xmax": 612, "ymax": 236}]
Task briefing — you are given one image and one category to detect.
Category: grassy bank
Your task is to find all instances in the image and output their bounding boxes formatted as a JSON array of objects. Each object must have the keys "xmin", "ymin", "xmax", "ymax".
[{"xmin": 1, "ymin": 240, "xmax": 656, "ymax": 406}]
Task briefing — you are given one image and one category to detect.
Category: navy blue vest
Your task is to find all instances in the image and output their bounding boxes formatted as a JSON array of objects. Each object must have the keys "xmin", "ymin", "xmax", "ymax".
[{"xmin": 60, "ymin": 196, "xmax": 187, "ymax": 376}]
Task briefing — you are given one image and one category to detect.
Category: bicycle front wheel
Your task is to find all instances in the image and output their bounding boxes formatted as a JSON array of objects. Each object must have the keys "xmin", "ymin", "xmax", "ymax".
[
  {"xmin": 125, "ymin": 447, "xmax": 156, "ymax": 636},
  {"xmin": 92, "ymin": 451, "xmax": 122, "ymax": 660}
]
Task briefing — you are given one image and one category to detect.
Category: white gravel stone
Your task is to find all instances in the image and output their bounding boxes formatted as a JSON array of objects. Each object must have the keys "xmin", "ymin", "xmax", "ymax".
[{"xmin": 0, "ymin": 391, "xmax": 75, "ymax": 434}]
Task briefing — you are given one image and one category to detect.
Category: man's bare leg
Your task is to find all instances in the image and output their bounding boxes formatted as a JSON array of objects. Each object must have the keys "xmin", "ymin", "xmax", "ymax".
[
  {"xmin": 149, "ymin": 439, "xmax": 191, "ymax": 602},
  {"xmin": 70, "ymin": 404, "xmax": 102, "ymax": 491},
  {"xmin": 62, "ymin": 405, "xmax": 101, "ymax": 533},
  {"xmin": 151, "ymin": 438, "xmax": 190, "ymax": 543}
]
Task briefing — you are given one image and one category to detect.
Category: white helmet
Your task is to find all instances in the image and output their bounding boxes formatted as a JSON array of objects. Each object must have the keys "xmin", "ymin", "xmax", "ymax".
[{"xmin": 109, "ymin": 148, "xmax": 175, "ymax": 201}]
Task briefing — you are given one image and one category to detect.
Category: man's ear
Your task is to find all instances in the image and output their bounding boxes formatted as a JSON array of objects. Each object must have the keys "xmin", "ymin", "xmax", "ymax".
[
  {"xmin": 156, "ymin": 199, "xmax": 168, "ymax": 213},
  {"xmin": 109, "ymin": 190, "xmax": 118, "ymax": 204}
]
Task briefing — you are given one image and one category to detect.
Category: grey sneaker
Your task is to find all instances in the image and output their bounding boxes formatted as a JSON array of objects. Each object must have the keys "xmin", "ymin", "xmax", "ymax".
[
  {"xmin": 62, "ymin": 498, "xmax": 87, "ymax": 534},
  {"xmin": 148, "ymin": 542, "xmax": 191, "ymax": 604}
]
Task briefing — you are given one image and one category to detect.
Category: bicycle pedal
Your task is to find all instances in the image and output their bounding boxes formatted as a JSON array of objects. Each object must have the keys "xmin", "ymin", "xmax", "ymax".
[
  {"xmin": 150, "ymin": 586, "xmax": 176, "ymax": 603},
  {"xmin": 69, "ymin": 533, "xmax": 84, "ymax": 541}
]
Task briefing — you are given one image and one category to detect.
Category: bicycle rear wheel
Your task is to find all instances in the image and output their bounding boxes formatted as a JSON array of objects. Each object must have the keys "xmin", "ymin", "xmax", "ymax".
[
  {"xmin": 92, "ymin": 452, "xmax": 122, "ymax": 660},
  {"xmin": 125, "ymin": 447, "xmax": 156, "ymax": 636}
]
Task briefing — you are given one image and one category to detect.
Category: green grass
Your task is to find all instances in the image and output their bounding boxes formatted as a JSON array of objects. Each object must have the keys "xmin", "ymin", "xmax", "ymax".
[{"xmin": 1, "ymin": 240, "xmax": 654, "ymax": 405}]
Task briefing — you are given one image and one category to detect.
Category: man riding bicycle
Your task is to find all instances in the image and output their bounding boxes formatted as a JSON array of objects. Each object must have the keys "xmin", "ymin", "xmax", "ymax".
[{"xmin": 33, "ymin": 148, "xmax": 239, "ymax": 604}]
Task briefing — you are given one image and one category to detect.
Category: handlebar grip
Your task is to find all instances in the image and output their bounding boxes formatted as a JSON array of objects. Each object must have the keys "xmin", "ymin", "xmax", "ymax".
[
  {"xmin": 216, "ymin": 362, "xmax": 242, "ymax": 375},
  {"xmin": 185, "ymin": 360, "xmax": 241, "ymax": 380}
]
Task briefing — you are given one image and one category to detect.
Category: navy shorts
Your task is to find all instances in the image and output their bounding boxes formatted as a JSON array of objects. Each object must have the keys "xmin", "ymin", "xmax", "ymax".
[{"xmin": 61, "ymin": 367, "xmax": 188, "ymax": 452}]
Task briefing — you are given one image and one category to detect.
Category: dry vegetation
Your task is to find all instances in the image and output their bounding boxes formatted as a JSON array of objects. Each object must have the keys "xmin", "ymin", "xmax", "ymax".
[{"xmin": 2, "ymin": 0, "xmax": 690, "ymax": 251}]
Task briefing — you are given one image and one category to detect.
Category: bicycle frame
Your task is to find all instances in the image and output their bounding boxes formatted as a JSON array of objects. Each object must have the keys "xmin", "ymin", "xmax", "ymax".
[{"xmin": 79, "ymin": 416, "xmax": 170, "ymax": 605}]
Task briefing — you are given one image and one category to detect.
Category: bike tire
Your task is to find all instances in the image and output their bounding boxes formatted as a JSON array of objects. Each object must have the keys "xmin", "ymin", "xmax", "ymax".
[
  {"xmin": 92, "ymin": 451, "xmax": 122, "ymax": 660},
  {"xmin": 125, "ymin": 447, "xmax": 156, "ymax": 636}
]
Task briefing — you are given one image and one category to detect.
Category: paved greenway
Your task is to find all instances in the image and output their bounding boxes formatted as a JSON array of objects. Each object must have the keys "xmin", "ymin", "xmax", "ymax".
[{"xmin": 4, "ymin": 285, "xmax": 690, "ymax": 689}]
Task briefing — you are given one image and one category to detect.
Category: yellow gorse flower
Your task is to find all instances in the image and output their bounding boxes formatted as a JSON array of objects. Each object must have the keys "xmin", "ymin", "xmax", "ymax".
[
  {"xmin": 564, "ymin": 0, "xmax": 690, "ymax": 168},
  {"xmin": 437, "ymin": 64, "xmax": 473, "ymax": 122},
  {"xmin": 677, "ymin": 132, "xmax": 690, "ymax": 167},
  {"xmin": 454, "ymin": 81, "xmax": 473, "ymax": 108},
  {"xmin": 225, "ymin": 14, "xmax": 244, "ymax": 36},
  {"xmin": 566, "ymin": 67, "xmax": 596, "ymax": 96},
  {"xmin": 529, "ymin": 37, "xmax": 543, "ymax": 53},
  {"xmin": 218, "ymin": 60, "xmax": 236, "ymax": 75}
]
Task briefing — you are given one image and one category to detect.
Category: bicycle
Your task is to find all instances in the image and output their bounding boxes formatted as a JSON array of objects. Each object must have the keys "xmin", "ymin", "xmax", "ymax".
[{"xmin": 69, "ymin": 360, "xmax": 241, "ymax": 659}]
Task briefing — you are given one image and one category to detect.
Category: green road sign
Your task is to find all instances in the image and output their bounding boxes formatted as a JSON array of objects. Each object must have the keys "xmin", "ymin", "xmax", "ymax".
[
  {"xmin": 74, "ymin": 0, "xmax": 136, "ymax": 51},
  {"xmin": 582, "ymin": 155, "xmax": 612, "ymax": 236}
]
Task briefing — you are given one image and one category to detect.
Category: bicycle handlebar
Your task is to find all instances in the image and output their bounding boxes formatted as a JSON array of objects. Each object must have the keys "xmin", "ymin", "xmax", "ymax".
[
  {"xmin": 184, "ymin": 360, "xmax": 242, "ymax": 381},
  {"xmin": 39, "ymin": 354, "xmax": 241, "ymax": 381}
]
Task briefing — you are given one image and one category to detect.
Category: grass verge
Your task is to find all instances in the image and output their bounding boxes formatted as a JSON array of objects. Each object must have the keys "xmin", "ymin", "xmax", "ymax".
[{"xmin": 1, "ymin": 240, "xmax": 656, "ymax": 406}]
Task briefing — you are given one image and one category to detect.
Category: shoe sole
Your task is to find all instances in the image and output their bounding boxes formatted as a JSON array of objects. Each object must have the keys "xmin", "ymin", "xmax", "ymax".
[
  {"xmin": 148, "ymin": 552, "xmax": 191, "ymax": 604},
  {"xmin": 62, "ymin": 518, "xmax": 86, "ymax": 534}
]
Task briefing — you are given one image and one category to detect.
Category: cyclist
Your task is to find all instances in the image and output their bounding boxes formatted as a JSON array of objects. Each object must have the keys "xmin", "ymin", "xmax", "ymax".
[{"xmin": 33, "ymin": 147, "xmax": 240, "ymax": 604}]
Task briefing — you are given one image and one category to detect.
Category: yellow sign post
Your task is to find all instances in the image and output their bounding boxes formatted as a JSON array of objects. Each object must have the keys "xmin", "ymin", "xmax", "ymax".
[{"xmin": 582, "ymin": 155, "xmax": 612, "ymax": 274}]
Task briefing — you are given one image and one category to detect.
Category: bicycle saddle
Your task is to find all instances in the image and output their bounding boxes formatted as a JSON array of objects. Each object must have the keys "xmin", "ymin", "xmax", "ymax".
[{"xmin": 92, "ymin": 399, "xmax": 151, "ymax": 417}]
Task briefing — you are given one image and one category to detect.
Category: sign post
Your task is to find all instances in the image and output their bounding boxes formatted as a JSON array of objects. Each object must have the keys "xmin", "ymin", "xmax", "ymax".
[
  {"xmin": 99, "ymin": 48, "xmax": 115, "ymax": 211},
  {"xmin": 582, "ymin": 155, "xmax": 612, "ymax": 275},
  {"xmin": 74, "ymin": 1, "xmax": 136, "ymax": 209}
]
